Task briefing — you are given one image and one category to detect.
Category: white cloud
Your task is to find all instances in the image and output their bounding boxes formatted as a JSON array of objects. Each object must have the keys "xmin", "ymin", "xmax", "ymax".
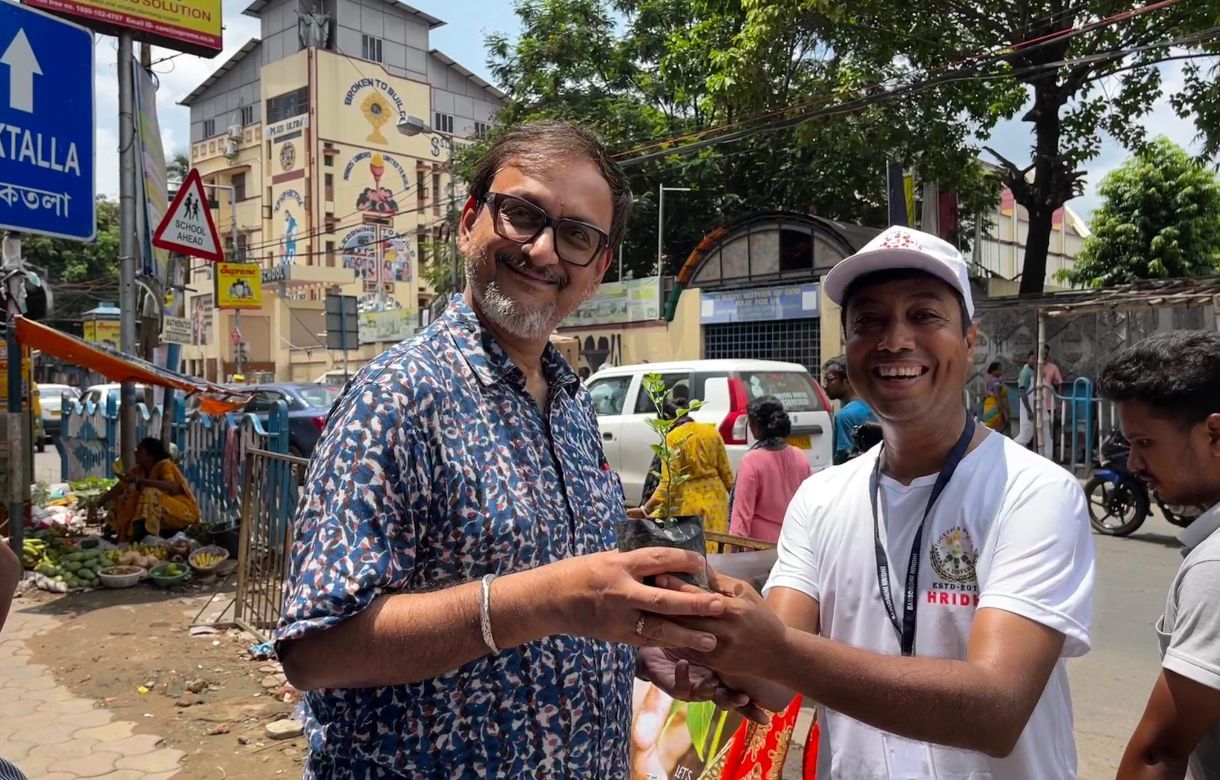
[{"xmin": 92, "ymin": 0, "xmax": 260, "ymax": 198}]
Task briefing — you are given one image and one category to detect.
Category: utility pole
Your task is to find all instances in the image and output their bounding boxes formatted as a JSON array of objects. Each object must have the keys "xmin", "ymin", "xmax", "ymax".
[
  {"xmin": 4, "ymin": 237, "xmax": 25, "ymax": 554},
  {"xmin": 117, "ymin": 32, "xmax": 138, "ymax": 468}
]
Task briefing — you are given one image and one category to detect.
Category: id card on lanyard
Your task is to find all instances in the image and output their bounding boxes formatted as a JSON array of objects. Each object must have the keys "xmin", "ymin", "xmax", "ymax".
[{"xmin": 869, "ymin": 416, "xmax": 975, "ymax": 657}]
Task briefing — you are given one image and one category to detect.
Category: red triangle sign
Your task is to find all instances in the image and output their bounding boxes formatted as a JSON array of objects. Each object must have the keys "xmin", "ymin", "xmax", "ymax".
[{"xmin": 153, "ymin": 168, "xmax": 225, "ymax": 262}]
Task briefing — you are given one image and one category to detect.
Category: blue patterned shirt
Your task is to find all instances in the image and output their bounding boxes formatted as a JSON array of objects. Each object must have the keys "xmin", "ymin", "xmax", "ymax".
[{"xmin": 276, "ymin": 295, "xmax": 634, "ymax": 777}]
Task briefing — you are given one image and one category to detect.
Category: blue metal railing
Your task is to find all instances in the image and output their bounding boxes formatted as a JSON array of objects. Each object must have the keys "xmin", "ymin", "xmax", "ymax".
[{"xmin": 59, "ymin": 394, "xmax": 289, "ymax": 531}]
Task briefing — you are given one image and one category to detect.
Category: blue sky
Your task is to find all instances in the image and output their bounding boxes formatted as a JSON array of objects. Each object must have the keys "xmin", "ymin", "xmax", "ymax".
[{"xmin": 89, "ymin": 1, "xmax": 1201, "ymax": 221}]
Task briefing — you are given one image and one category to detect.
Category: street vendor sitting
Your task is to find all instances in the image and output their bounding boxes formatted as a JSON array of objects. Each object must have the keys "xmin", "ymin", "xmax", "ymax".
[{"xmin": 94, "ymin": 437, "xmax": 200, "ymax": 542}]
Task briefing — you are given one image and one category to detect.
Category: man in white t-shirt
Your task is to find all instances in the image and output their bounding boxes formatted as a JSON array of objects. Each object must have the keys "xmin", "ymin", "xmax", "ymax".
[
  {"xmin": 651, "ymin": 226, "xmax": 1095, "ymax": 779},
  {"xmin": 1102, "ymin": 331, "xmax": 1220, "ymax": 780},
  {"xmin": 1015, "ymin": 349, "xmax": 1037, "ymax": 447}
]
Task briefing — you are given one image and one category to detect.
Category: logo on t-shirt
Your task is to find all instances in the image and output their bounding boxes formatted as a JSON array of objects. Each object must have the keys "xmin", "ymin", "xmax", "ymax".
[{"xmin": 930, "ymin": 527, "xmax": 978, "ymax": 584}]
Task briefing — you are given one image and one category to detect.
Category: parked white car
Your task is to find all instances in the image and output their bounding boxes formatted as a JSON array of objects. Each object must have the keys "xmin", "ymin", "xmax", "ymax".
[
  {"xmin": 36, "ymin": 383, "xmax": 79, "ymax": 441},
  {"xmin": 586, "ymin": 359, "xmax": 834, "ymax": 505}
]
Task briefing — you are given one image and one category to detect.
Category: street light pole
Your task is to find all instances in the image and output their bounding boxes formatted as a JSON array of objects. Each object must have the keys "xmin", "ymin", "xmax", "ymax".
[{"xmin": 657, "ymin": 184, "xmax": 690, "ymax": 319}]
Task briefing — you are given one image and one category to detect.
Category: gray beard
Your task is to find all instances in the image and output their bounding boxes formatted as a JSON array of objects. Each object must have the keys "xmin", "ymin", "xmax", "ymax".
[{"xmin": 465, "ymin": 256, "xmax": 559, "ymax": 342}]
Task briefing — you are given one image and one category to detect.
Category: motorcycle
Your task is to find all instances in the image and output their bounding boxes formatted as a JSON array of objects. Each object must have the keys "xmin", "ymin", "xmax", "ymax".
[{"xmin": 1086, "ymin": 432, "xmax": 1203, "ymax": 536}]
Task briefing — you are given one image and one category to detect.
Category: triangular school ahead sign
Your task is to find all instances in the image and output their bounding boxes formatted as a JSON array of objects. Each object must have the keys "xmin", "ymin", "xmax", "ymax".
[{"xmin": 153, "ymin": 168, "xmax": 225, "ymax": 262}]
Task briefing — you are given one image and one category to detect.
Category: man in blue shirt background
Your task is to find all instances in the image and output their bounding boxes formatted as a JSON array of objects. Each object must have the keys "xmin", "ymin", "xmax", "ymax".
[{"xmin": 823, "ymin": 355, "xmax": 876, "ymax": 463}]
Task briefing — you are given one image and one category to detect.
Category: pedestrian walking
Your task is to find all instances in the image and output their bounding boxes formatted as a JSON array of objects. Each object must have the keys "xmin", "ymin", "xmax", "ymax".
[
  {"xmin": 1015, "ymin": 350, "xmax": 1036, "ymax": 447},
  {"xmin": 1100, "ymin": 331, "xmax": 1220, "ymax": 780},
  {"xmin": 274, "ymin": 121, "xmax": 738, "ymax": 777},
  {"xmin": 729, "ymin": 395, "xmax": 812, "ymax": 544},
  {"xmin": 660, "ymin": 226, "xmax": 1096, "ymax": 779},
  {"xmin": 823, "ymin": 355, "xmax": 876, "ymax": 464},
  {"xmin": 1041, "ymin": 344, "xmax": 1064, "ymax": 460}
]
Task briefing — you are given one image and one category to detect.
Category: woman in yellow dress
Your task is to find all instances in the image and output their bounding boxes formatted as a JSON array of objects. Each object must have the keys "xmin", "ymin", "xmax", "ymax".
[
  {"xmin": 628, "ymin": 402, "xmax": 734, "ymax": 536},
  {"xmin": 96, "ymin": 437, "xmax": 200, "ymax": 542}
]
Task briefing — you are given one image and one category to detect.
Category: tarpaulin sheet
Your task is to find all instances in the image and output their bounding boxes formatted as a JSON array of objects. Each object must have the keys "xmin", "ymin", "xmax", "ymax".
[{"xmin": 14, "ymin": 317, "xmax": 249, "ymax": 413}]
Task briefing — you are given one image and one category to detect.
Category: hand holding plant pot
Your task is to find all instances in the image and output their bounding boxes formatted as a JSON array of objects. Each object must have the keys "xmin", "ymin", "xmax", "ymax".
[{"xmin": 617, "ymin": 373, "xmax": 712, "ymax": 590}]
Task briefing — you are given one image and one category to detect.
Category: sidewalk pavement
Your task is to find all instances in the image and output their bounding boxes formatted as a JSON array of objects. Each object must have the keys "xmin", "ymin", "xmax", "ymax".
[{"xmin": 0, "ymin": 605, "xmax": 184, "ymax": 780}]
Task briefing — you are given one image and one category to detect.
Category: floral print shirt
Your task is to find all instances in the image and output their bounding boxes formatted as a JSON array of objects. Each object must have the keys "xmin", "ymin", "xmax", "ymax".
[{"xmin": 275, "ymin": 295, "xmax": 634, "ymax": 777}]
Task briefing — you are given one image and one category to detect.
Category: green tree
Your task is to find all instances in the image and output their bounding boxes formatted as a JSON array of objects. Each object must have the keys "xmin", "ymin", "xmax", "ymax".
[
  {"xmin": 477, "ymin": 0, "xmax": 999, "ymax": 282},
  {"xmin": 21, "ymin": 197, "xmax": 121, "ymax": 323},
  {"xmin": 167, "ymin": 151, "xmax": 191, "ymax": 185},
  {"xmin": 1061, "ymin": 138, "xmax": 1220, "ymax": 287},
  {"xmin": 811, "ymin": 0, "xmax": 1219, "ymax": 294}
]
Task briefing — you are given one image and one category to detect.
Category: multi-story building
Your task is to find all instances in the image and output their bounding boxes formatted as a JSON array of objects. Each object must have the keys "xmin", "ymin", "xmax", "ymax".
[
  {"xmin": 179, "ymin": 0, "xmax": 502, "ymax": 382},
  {"xmin": 973, "ymin": 167, "xmax": 1090, "ymax": 294}
]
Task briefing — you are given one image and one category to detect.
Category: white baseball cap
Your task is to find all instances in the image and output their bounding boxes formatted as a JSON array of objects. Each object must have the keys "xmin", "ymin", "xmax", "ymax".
[{"xmin": 823, "ymin": 226, "xmax": 974, "ymax": 318}]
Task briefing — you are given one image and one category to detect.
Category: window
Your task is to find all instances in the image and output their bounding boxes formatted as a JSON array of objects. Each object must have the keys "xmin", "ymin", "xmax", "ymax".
[
  {"xmin": 203, "ymin": 118, "xmax": 215, "ymax": 138},
  {"xmin": 237, "ymin": 234, "xmax": 248, "ymax": 262},
  {"xmin": 588, "ymin": 376, "xmax": 633, "ymax": 417},
  {"xmin": 416, "ymin": 170, "xmax": 426, "ymax": 208},
  {"xmin": 361, "ymin": 35, "xmax": 383, "ymax": 63},
  {"xmin": 265, "ymin": 87, "xmax": 308, "ymax": 124},
  {"xmin": 434, "ymin": 112, "xmax": 454, "ymax": 135},
  {"xmin": 324, "ymin": 173, "xmax": 334, "ymax": 201},
  {"xmin": 739, "ymin": 370, "xmax": 824, "ymax": 411},
  {"xmin": 432, "ymin": 172, "xmax": 441, "ymax": 216},
  {"xmin": 240, "ymin": 105, "xmax": 254, "ymax": 126},
  {"xmin": 324, "ymin": 154, "xmax": 334, "ymax": 167},
  {"xmin": 473, "ymin": 121, "xmax": 490, "ymax": 139},
  {"xmin": 325, "ymin": 240, "xmax": 336, "ymax": 267},
  {"xmin": 633, "ymin": 373, "xmax": 691, "ymax": 414},
  {"xmin": 232, "ymin": 172, "xmax": 246, "ymax": 201}
]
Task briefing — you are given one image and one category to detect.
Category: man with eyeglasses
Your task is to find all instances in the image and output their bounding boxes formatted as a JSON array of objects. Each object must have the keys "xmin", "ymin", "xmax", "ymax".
[{"xmin": 274, "ymin": 121, "xmax": 737, "ymax": 776}]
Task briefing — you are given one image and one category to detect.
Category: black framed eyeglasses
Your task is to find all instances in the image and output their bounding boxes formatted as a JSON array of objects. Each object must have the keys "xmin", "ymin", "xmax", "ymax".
[{"xmin": 482, "ymin": 192, "xmax": 611, "ymax": 267}]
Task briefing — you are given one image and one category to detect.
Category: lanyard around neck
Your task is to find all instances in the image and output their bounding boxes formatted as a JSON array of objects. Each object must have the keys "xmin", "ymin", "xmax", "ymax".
[{"xmin": 868, "ymin": 416, "xmax": 976, "ymax": 657}]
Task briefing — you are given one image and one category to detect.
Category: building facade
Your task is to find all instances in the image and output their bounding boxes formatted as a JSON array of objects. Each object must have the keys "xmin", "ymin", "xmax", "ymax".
[{"xmin": 179, "ymin": 0, "xmax": 502, "ymax": 382}]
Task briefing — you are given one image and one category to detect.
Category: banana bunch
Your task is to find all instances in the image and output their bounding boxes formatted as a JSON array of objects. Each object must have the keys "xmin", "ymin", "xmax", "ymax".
[
  {"xmin": 190, "ymin": 550, "xmax": 225, "ymax": 569},
  {"xmin": 133, "ymin": 544, "xmax": 168, "ymax": 561},
  {"xmin": 22, "ymin": 538, "xmax": 47, "ymax": 568}
]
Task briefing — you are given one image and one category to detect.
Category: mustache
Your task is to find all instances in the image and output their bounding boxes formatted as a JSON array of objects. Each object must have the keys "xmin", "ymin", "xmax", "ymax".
[{"xmin": 495, "ymin": 249, "xmax": 568, "ymax": 287}]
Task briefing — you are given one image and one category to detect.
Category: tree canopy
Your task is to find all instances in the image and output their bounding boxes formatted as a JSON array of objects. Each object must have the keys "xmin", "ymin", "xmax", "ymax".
[
  {"xmin": 20, "ymin": 198, "xmax": 120, "ymax": 325},
  {"xmin": 1062, "ymin": 137, "xmax": 1220, "ymax": 287},
  {"xmin": 473, "ymin": 0, "xmax": 1000, "ymax": 281},
  {"xmin": 478, "ymin": 0, "xmax": 1220, "ymax": 292}
]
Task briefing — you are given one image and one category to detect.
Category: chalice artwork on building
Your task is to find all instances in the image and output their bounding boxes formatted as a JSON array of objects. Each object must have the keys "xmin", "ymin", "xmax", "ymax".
[
  {"xmin": 355, "ymin": 152, "xmax": 400, "ymax": 214},
  {"xmin": 361, "ymin": 91, "xmax": 392, "ymax": 143}
]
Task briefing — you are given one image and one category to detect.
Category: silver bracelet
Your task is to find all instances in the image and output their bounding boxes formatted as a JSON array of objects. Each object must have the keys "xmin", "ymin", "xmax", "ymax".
[{"xmin": 480, "ymin": 573, "xmax": 500, "ymax": 654}]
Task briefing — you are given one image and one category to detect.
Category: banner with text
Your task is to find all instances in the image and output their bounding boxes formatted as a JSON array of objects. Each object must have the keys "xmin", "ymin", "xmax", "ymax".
[
  {"xmin": 564, "ymin": 277, "xmax": 660, "ymax": 327},
  {"xmin": 215, "ymin": 263, "xmax": 263, "ymax": 310}
]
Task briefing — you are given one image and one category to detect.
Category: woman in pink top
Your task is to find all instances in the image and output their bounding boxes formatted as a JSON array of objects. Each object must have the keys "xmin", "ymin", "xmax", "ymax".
[{"xmin": 729, "ymin": 396, "xmax": 813, "ymax": 543}]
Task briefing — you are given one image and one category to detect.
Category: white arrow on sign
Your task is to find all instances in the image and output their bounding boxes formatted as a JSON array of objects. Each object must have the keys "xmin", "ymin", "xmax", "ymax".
[{"xmin": 1, "ymin": 29, "xmax": 41, "ymax": 114}]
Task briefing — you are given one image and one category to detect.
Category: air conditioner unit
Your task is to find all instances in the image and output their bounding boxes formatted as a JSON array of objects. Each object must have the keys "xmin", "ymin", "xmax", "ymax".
[
  {"xmin": 227, "ymin": 123, "xmax": 243, "ymax": 139},
  {"xmin": 222, "ymin": 139, "xmax": 238, "ymax": 158}
]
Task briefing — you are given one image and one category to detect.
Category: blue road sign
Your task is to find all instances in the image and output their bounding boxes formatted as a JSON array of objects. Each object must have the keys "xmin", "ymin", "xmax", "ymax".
[{"xmin": 0, "ymin": 1, "xmax": 94, "ymax": 240}]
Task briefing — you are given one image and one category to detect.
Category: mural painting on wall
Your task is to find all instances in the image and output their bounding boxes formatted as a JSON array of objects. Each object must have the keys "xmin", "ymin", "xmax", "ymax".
[
  {"xmin": 339, "ymin": 226, "xmax": 413, "ymax": 291},
  {"xmin": 274, "ymin": 189, "xmax": 305, "ymax": 267},
  {"xmin": 190, "ymin": 295, "xmax": 213, "ymax": 347},
  {"xmin": 574, "ymin": 333, "xmax": 622, "ymax": 373},
  {"xmin": 344, "ymin": 151, "xmax": 409, "ymax": 214},
  {"xmin": 343, "ymin": 78, "xmax": 408, "ymax": 145}
]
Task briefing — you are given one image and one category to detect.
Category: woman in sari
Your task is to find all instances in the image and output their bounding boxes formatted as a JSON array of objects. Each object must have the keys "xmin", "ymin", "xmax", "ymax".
[
  {"xmin": 980, "ymin": 360, "xmax": 1010, "ymax": 434},
  {"xmin": 628, "ymin": 401, "xmax": 734, "ymax": 536},
  {"xmin": 96, "ymin": 437, "xmax": 200, "ymax": 542}
]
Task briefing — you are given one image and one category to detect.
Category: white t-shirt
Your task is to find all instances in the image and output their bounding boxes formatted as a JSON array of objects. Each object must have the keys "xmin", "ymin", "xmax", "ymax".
[{"xmin": 765, "ymin": 430, "xmax": 1095, "ymax": 780}]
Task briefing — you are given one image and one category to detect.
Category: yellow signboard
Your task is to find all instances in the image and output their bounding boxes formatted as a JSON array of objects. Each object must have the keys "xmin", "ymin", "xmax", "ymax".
[
  {"xmin": 26, "ymin": 0, "xmax": 222, "ymax": 56},
  {"xmin": 215, "ymin": 263, "xmax": 263, "ymax": 310},
  {"xmin": 82, "ymin": 320, "xmax": 120, "ymax": 350}
]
